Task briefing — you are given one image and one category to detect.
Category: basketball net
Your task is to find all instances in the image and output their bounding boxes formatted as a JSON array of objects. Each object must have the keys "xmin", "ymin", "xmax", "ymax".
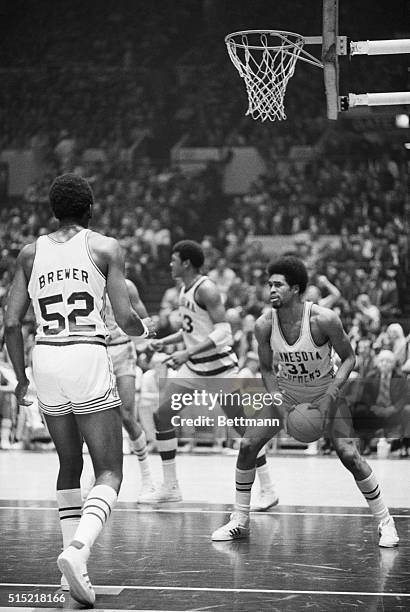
[{"xmin": 225, "ymin": 31, "xmax": 310, "ymax": 122}]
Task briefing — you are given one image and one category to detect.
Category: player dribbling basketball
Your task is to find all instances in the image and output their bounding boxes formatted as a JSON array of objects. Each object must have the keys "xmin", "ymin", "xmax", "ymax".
[{"xmin": 212, "ymin": 256, "xmax": 399, "ymax": 548}]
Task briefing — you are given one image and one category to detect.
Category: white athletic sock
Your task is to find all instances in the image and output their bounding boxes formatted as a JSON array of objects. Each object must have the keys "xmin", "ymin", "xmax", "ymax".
[
  {"xmin": 131, "ymin": 431, "xmax": 152, "ymax": 483},
  {"xmin": 56, "ymin": 489, "xmax": 82, "ymax": 549},
  {"xmin": 255, "ymin": 447, "xmax": 273, "ymax": 490},
  {"xmin": 235, "ymin": 467, "xmax": 256, "ymax": 514},
  {"xmin": 355, "ymin": 472, "xmax": 390, "ymax": 522},
  {"xmin": 163, "ymin": 459, "xmax": 178, "ymax": 485},
  {"xmin": 72, "ymin": 484, "xmax": 117, "ymax": 550},
  {"xmin": 1, "ymin": 418, "xmax": 12, "ymax": 447}
]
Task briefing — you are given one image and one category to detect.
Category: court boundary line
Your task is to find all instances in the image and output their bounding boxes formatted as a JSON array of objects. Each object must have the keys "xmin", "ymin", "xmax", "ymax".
[
  {"xmin": 0, "ymin": 505, "xmax": 409, "ymax": 518},
  {"xmin": 0, "ymin": 583, "xmax": 409, "ymax": 598}
]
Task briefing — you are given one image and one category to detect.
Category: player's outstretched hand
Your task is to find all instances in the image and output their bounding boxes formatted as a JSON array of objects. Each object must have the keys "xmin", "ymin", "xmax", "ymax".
[
  {"xmin": 149, "ymin": 338, "xmax": 165, "ymax": 351},
  {"xmin": 15, "ymin": 380, "xmax": 33, "ymax": 406},
  {"xmin": 142, "ymin": 317, "xmax": 157, "ymax": 339},
  {"xmin": 164, "ymin": 349, "xmax": 189, "ymax": 370}
]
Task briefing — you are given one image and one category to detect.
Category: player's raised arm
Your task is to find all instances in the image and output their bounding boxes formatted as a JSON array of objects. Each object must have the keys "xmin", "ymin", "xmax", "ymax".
[
  {"xmin": 317, "ymin": 275, "xmax": 341, "ymax": 309},
  {"xmin": 4, "ymin": 245, "xmax": 34, "ymax": 405}
]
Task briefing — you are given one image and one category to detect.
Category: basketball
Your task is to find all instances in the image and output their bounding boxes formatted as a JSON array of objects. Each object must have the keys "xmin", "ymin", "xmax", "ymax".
[{"xmin": 287, "ymin": 403, "xmax": 324, "ymax": 443}]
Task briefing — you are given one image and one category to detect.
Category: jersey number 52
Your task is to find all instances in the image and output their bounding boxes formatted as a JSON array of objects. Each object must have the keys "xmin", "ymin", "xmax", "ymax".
[{"xmin": 38, "ymin": 291, "xmax": 95, "ymax": 335}]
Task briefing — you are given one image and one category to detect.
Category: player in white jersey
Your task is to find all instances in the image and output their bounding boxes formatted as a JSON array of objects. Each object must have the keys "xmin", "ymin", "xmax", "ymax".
[
  {"xmin": 212, "ymin": 256, "xmax": 399, "ymax": 548},
  {"xmin": 147, "ymin": 240, "xmax": 278, "ymax": 509},
  {"xmin": 5, "ymin": 174, "xmax": 156, "ymax": 606},
  {"xmin": 105, "ymin": 281, "xmax": 155, "ymax": 501}
]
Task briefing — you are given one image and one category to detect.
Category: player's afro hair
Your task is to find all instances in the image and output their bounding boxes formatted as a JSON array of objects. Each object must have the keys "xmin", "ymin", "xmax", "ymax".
[
  {"xmin": 49, "ymin": 174, "xmax": 94, "ymax": 220},
  {"xmin": 267, "ymin": 256, "xmax": 308, "ymax": 294},
  {"xmin": 172, "ymin": 240, "xmax": 204, "ymax": 270}
]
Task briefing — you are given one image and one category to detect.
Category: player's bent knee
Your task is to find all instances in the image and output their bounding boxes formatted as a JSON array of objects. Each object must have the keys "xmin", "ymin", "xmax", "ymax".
[
  {"xmin": 153, "ymin": 407, "xmax": 172, "ymax": 431},
  {"xmin": 95, "ymin": 469, "xmax": 123, "ymax": 493},
  {"xmin": 335, "ymin": 440, "xmax": 363, "ymax": 468},
  {"xmin": 58, "ymin": 453, "xmax": 83, "ymax": 476},
  {"xmin": 239, "ymin": 438, "xmax": 262, "ymax": 460}
]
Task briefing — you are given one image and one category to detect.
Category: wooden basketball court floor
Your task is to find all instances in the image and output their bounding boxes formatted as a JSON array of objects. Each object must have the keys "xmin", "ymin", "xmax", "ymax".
[{"xmin": 0, "ymin": 450, "xmax": 409, "ymax": 611}]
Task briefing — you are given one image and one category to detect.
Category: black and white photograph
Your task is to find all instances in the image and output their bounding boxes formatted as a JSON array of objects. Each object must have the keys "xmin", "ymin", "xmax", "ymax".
[{"xmin": 0, "ymin": 1, "xmax": 409, "ymax": 610}]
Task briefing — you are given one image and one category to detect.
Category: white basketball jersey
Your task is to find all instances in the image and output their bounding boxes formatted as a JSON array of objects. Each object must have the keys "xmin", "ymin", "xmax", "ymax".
[
  {"xmin": 179, "ymin": 276, "xmax": 238, "ymax": 376},
  {"xmin": 28, "ymin": 229, "xmax": 107, "ymax": 342},
  {"xmin": 270, "ymin": 301, "xmax": 334, "ymax": 384}
]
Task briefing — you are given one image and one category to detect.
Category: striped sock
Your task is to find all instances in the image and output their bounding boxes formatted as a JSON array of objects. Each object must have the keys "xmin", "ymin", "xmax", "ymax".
[
  {"xmin": 56, "ymin": 489, "xmax": 82, "ymax": 549},
  {"xmin": 255, "ymin": 447, "xmax": 273, "ymax": 490},
  {"xmin": 72, "ymin": 484, "xmax": 117, "ymax": 550},
  {"xmin": 355, "ymin": 472, "xmax": 390, "ymax": 522},
  {"xmin": 131, "ymin": 431, "xmax": 152, "ymax": 483},
  {"xmin": 156, "ymin": 429, "xmax": 178, "ymax": 484},
  {"xmin": 235, "ymin": 467, "xmax": 256, "ymax": 514}
]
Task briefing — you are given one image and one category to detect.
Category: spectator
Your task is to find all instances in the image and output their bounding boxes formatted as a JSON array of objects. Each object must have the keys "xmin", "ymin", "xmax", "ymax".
[
  {"xmin": 356, "ymin": 294, "xmax": 381, "ymax": 333},
  {"xmin": 354, "ymin": 337, "xmax": 376, "ymax": 377},
  {"xmin": 160, "ymin": 280, "xmax": 182, "ymax": 313},
  {"xmin": 378, "ymin": 269, "xmax": 400, "ymax": 316},
  {"xmin": 305, "ymin": 274, "xmax": 341, "ymax": 309},
  {"xmin": 208, "ymin": 257, "xmax": 236, "ymax": 303},
  {"xmin": 352, "ymin": 350, "xmax": 410, "ymax": 457},
  {"xmin": 386, "ymin": 324, "xmax": 407, "ymax": 368},
  {"xmin": 54, "ymin": 130, "xmax": 76, "ymax": 172}
]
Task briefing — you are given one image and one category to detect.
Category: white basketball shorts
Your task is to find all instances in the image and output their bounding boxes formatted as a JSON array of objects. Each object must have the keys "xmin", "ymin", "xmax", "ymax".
[
  {"xmin": 32, "ymin": 342, "xmax": 120, "ymax": 416},
  {"xmin": 108, "ymin": 340, "xmax": 136, "ymax": 379}
]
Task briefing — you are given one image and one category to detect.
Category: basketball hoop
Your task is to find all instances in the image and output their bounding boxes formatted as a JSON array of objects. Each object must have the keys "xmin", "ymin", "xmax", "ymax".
[{"xmin": 225, "ymin": 30, "xmax": 323, "ymax": 122}]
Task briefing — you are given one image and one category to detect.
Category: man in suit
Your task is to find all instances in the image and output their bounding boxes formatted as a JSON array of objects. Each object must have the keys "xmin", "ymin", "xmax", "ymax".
[{"xmin": 352, "ymin": 350, "xmax": 410, "ymax": 456}]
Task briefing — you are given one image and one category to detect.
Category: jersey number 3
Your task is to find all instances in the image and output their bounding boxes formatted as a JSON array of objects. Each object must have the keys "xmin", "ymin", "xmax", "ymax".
[
  {"xmin": 38, "ymin": 291, "xmax": 95, "ymax": 335},
  {"xmin": 182, "ymin": 314, "xmax": 193, "ymax": 333}
]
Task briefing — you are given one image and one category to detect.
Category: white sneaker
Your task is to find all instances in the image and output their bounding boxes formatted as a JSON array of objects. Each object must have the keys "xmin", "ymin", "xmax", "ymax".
[
  {"xmin": 304, "ymin": 442, "xmax": 319, "ymax": 455},
  {"xmin": 60, "ymin": 574, "xmax": 69, "ymax": 591},
  {"xmin": 251, "ymin": 488, "xmax": 279, "ymax": 512},
  {"xmin": 211, "ymin": 511, "xmax": 250, "ymax": 541},
  {"xmin": 11, "ymin": 441, "xmax": 25, "ymax": 450},
  {"xmin": 137, "ymin": 482, "xmax": 157, "ymax": 504},
  {"xmin": 378, "ymin": 516, "xmax": 399, "ymax": 548},
  {"xmin": 57, "ymin": 545, "xmax": 95, "ymax": 606},
  {"xmin": 137, "ymin": 481, "xmax": 182, "ymax": 503}
]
